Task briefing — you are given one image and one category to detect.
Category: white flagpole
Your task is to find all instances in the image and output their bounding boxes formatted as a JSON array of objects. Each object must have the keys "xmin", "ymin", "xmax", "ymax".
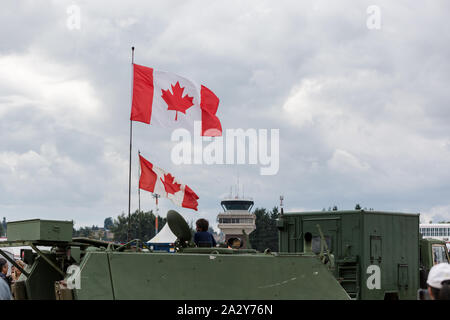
[
  {"xmin": 138, "ymin": 150, "xmax": 141, "ymax": 214},
  {"xmin": 127, "ymin": 46, "xmax": 135, "ymax": 242}
]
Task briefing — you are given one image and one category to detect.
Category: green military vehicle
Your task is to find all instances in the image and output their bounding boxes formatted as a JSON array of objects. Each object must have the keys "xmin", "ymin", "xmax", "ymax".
[
  {"xmin": 419, "ymin": 238, "xmax": 450, "ymax": 289},
  {"xmin": 2, "ymin": 209, "xmax": 447, "ymax": 300},
  {"xmin": 277, "ymin": 209, "xmax": 450, "ymax": 299},
  {"xmin": 0, "ymin": 211, "xmax": 350, "ymax": 300}
]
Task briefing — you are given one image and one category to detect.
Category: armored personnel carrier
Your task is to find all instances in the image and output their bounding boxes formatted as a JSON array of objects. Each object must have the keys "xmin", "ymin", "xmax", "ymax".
[{"xmin": 0, "ymin": 210, "xmax": 349, "ymax": 300}]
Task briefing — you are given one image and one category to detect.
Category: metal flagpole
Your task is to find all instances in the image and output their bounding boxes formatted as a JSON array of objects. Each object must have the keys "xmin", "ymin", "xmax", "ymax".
[
  {"xmin": 138, "ymin": 150, "xmax": 141, "ymax": 213},
  {"xmin": 153, "ymin": 193, "xmax": 160, "ymax": 235},
  {"xmin": 127, "ymin": 46, "xmax": 135, "ymax": 242}
]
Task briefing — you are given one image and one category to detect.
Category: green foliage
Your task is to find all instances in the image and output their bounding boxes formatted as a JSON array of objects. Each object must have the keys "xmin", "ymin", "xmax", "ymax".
[
  {"xmin": 249, "ymin": 207, "xmax": 279, "ymax": 252},
  {"xmin": 355, "ymin": 204, "xmax": 361, "ymax": 210},
  {"xmin": 104, "ymin": 217, "xmax": 113, "ymax": 230},
  {"xmin": 110, "ymin": 210, "xmax": 166, "ymax": 243},
  {"xmin": 73, "ymin": 226, "xmax": 94, "ymax": 238},
  {"xmin": 1, "ymin": 217, "xmax": 6, "ymax": 235},
  {"xmin": 188, "ymin": 219, "xmax": 195, "ymax": 239}
]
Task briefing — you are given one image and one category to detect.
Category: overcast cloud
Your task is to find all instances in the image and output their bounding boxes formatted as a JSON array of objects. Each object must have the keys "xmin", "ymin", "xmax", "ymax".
[{"xmin": 0, "ymin": 0, "xmax": 449, "ymax": 230}]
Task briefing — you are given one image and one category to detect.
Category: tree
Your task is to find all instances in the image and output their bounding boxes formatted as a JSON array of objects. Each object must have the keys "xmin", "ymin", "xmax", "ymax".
[
  {"xmin": 249, "ymin": 207, "xmax": 279, "ymax": 252},
  {"xmin": 270, "ymin": 207, "xmax": 279, "ymax": 219},
  {"xmin": 188, "ymin": 219, "xmax": 196, "ymax": 239},
  {"xmin": 355, "ymin": 204, "xmax": 361, "ymax": 210},
  {"xmin": 110, "ymin": 210, "xmax": 166, "ymax": 243},
  {"xmin": 104, "ymin": 217, "xmax": 113, "ymax": 230},
  {"xmin": 74, "ymin": 226, "xmax": 94, "ymax": 238}
]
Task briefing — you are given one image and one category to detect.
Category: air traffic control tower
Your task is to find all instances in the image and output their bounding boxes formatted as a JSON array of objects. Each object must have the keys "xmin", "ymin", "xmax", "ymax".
[{"xmin": 217, "ymin": 197, "xmax": 256, "ymax": 247}]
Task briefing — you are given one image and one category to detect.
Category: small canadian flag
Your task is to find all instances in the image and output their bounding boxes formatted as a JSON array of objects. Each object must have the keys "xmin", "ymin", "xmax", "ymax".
[
  {"xmin": 139, "ymin": 154, "xmax": 199, "ymax": 211},
  {"xmin": 130, "ymin": 64, "xmax": 222, "ymax": 136}
]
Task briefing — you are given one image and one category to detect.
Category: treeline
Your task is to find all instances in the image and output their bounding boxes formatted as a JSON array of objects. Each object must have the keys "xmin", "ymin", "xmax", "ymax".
[
  {"xmin": 249, "ymin": 207, "xmax": 279, "ymax": 252},
  {"xmin": 110, "ymin": 210, "xmax": 167, "ymax": 243},
  {"xmin": 70, "ymin": 207, "xmax": 281, "ymax": 250},
  {"xmin": 0, "ymin": 217, "xmax": 6, "ymax": 237},
  {"xmin": 72, "ymin": 210, "xmax": 167, "ymax": 243},
  {"xmin": 2, "ymin": 208, "xmax": 281, "ymax": 250}
]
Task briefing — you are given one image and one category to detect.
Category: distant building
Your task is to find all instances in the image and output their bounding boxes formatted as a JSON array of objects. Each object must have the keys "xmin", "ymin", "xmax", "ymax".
[
  {"xmin": 217, "ymin": 197, "xmax": 256, "ymax": 247},
  {"xmin": 105, "ymin": 230, "xmax": 114, "ymax": 240},
  {"xmin": 420, "ymin": 223, "xmax": 450, "ymax": 242},
  {"xmin": 91, "ymin": 228, "xmax": 114, "ymax": 240}
]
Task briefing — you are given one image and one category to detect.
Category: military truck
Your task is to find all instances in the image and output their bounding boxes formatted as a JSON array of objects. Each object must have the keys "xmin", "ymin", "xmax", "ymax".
[
  {"xmin": 277, "ymin": 209, "xmax": 450, "ymax": 299},
  {"xmin": 419, "ymin": 238, "xmax": 450, "ymax": 288},
  {"xmin": 0, "ymin": 211, "xmax": 350, "ymax": 300}
]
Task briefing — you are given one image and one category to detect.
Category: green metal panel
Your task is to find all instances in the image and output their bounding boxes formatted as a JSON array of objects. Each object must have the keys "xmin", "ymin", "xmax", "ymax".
[
  {"xmin": 360, "ymin": 212, "xmax": 419, "ymax": 300},
  {"xmin": 340, "ymin": 212, "xmax": 360, "ymax": 259},
  {"xmin": 76, "ymin": 251, "xmax": 350, "ymax": 300},
  {"xmin": 7, "ymin": 219, "xmax": 73, "ymax": 242},
  {"xmin": 74, "ymin": 251, "xmax": 114, "ymax": 300},
  {"xmin": 25, "ymin": 255, "xmax": 63, "ymax": 299},
  {"xmin": 302, "ymin": 217, "xmax": 341, "ymax": 256}
]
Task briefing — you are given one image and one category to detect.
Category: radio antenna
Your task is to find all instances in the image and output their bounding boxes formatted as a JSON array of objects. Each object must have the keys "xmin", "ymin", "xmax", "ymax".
[{"xmin": 280, "ymin": 195, "xmax": 284, "ymax": 215}]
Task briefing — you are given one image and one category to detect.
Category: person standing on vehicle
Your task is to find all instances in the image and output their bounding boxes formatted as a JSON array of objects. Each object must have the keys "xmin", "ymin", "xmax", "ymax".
[
  {"xmin": 12, "ymin": 260, "xmax": 25, "ymax": 282},
  {"xmin": 194, "ymin": 219, "xmax": 217, "ymax": 247},
  {"xmin": 0, "ymin": 258, "xmax": 12, "ymax": 300},
  {"xmin": 427, "ymin": 263, "xmax": 450, "ymax": 300}
]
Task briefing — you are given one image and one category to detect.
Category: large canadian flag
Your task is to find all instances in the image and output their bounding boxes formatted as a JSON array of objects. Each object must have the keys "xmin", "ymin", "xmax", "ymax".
[
  {"xmin": 139, "ymin": 154, "xmax": 199, "ymax": 211},
  {"xmin": 130, "ymin": 64, "xmax": 222, "ymax": 136}
]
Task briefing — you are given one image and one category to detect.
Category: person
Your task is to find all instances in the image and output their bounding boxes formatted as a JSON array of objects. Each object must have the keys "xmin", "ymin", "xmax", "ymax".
[
  {"xmin": 0, "ymin": 258, "xmax": 12, "ymax": 300},
  {"xmin": 426, "ymin": 262, "xmax": 450, "ymax": 300},
  {"xmin": 12, "ymin": 260, "xmax": 25, "ymax": 282},
  {"xmin": 194, "ymin": 219, "xmax": 216, "ymax": 247},
  {"xmin": 227, "ymin": 237, "xmax": 242, "ymax": 249}
]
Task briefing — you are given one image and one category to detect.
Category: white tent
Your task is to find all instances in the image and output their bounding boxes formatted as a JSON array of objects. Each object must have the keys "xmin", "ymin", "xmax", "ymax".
[{"xmin": 147, "ymin": 223, "xmax": 177, "ymax": 244}]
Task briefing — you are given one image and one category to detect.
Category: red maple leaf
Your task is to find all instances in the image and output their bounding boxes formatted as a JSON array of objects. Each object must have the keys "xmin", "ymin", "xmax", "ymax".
[
  {"xmin": 161, "ymin": 82, "xmax": 194, "ymax": 121},
  {"xmin": 160, "ymin": 173, "xmax": 181, "ymax": 195}
]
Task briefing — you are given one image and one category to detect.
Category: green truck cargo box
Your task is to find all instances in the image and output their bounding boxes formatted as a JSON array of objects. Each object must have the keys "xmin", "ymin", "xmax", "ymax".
[
  {"xmin": 277, "ymin": 210, "xmax": 420, "ymax": 300},
  {"xmin": 7, "ymin": 219, "xmax": 73, "ymax": 242}
]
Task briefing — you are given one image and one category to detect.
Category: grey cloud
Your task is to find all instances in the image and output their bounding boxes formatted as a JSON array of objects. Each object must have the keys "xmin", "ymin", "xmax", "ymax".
[{"xmin": 0, "ymin": 0, "xmax": 449, "ymax": 227}]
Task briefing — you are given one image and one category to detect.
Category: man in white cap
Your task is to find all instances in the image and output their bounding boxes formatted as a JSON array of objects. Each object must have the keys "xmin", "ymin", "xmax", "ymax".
[{"xmin": 427, "ymin": 263, "xmax": 450, "ymax": 300}]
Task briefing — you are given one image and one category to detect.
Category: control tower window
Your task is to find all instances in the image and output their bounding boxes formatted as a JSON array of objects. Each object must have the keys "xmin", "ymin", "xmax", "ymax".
[
  {"xmin": 219, "ymin": 218, "xmax": 254, "ymax": 224},
  {"xmin": 221, "ymin": 200, "xmax": 254, "ymax": 211}
]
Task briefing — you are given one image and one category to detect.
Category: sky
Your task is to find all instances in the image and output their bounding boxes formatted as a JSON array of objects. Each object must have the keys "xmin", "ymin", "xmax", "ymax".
[{"xmin": 0, "ymin": 0, "xmax": 449, "ymax": 231}]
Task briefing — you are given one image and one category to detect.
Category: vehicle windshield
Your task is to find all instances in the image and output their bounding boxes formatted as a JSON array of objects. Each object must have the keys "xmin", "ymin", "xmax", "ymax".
[{"xmin": 432, "ymin": 245, "xmax": 449, "ymax": 264}]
